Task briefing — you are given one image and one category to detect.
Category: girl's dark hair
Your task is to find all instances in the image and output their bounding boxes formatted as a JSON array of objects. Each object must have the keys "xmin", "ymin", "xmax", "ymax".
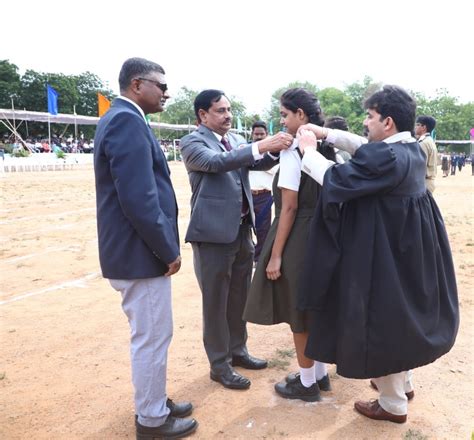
[
  {"xmin": 280, "ymin": 88, "xmax": 335, "ymax": 161},
  {"xmin": 280, "ymin": 88, "xmax": 324, "ymax": 126}
]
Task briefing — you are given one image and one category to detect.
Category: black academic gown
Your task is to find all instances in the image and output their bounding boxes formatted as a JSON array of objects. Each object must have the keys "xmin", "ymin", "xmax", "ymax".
[{"xmin": 298, "ymin": 140, "xmax": 459, "ymax": 379}]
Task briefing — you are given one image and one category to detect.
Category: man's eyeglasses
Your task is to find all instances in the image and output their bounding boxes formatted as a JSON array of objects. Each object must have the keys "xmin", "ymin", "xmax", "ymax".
[{"xmin": 136, "ymin": 77, "xmax": 168, "ymax": 93}]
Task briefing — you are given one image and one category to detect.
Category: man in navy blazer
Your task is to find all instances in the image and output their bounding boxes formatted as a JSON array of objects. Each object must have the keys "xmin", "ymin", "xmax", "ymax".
[
  {"xmin": 94, "ymin": 58, "xmax": 197, "ymax": 439},
  {"xmin": 180, "ymin": 90, "xmax": 293, "ymax": 390}
]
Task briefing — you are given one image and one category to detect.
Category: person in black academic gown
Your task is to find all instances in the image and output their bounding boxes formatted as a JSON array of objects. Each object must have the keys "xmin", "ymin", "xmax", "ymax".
[{"xmin": 295, "ymin": 85, "xmax": 459, "ymax": 424}]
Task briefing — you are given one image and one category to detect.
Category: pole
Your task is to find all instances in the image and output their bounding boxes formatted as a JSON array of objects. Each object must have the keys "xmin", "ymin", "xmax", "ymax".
[
  {"xmin": 73, "ymin": 105, "xmax": 78, "ymax": 140},
  {"xmin": 48, "ymin": 113, "xmax": 51, "ymax": 149},
  {"xmin": 24, "ymin": 108, "xmax": 29, "ymax": 138},
  {"xmin": 11, "ymin": 97, "xmax": 17, "ymax": 144}
]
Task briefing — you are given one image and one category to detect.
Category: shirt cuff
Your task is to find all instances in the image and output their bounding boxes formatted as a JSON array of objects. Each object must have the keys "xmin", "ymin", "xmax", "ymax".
[
  {"xmin": 301, "ymin": 149, "xmax": 335, "ymax": 185},
  {"xmin": 252, "ymin": 142, "xmax": 264, "ymax": 160},
  {"xmin": 267, "ymin": 152, "xmax": 280, "ymax": 160},
  {"xmin": 325, "ymin": 129, "xmax": 337, "ymax": 145}
]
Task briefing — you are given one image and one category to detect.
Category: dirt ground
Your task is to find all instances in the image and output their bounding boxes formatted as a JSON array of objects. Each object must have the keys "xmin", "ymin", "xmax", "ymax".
[{"xmin": 0, "ymin": 162, "xmax": 472, "ymax": 440}]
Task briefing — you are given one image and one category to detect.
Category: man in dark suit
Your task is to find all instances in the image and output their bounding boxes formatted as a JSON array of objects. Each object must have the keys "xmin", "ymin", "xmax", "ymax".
[
  {"xmin": 94, "ymin": 57, "xmax": 197, "ymax": 439},
  {"xmin": 180, "ymin": 90, "xmax": 293, "ymax": 390}
]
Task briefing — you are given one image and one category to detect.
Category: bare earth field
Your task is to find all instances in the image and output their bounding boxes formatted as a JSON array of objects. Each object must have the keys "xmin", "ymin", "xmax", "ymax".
[{"xmin": 0, "ymin": 163, "xmax": 472, "ymax": 439}]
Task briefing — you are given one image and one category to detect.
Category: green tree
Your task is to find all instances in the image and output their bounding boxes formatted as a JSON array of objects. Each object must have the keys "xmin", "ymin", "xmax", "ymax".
[
  {"xmin": 416, "ymin": 90, "xmax": 474, "ymax": 142},
  {"xmin": 0, "ymin": 60, "xmax": 21, "ymax": 109},
  {"xmin": 156, "ymin": 88, "xmax": 254, "ymax": 140},
  {"xmin": 75, "ymin": 71, "xmax": 115, "ymax": 117},
  {"xmin": 343, "ymin": 76, "xmax": 382, "ymax": 135}
]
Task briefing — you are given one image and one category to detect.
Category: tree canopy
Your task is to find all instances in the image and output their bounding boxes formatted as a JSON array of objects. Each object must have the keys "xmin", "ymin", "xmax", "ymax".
[
  {"xmin": 0, "ymin": 60, "xmax": 114, "ymax": 139},
  {"xmin": 1, "ymin": 59, "xmax": 472, "ymax": 149}
]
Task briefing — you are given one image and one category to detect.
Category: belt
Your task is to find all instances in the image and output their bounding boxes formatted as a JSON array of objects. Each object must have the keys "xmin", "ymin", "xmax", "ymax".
[
  {"xmin": 251, "ymin": 189, "xmax": 271, "ymax": 195},
  {"xmin": 240, "ymin": 215, "xmax": 250, "ymax": 225}
]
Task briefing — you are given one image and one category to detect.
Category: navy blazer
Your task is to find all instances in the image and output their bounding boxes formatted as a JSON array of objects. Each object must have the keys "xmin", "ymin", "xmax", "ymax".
[{"xmin": 94, "ymin": 98, "xmax": 179, "ymax": 279}]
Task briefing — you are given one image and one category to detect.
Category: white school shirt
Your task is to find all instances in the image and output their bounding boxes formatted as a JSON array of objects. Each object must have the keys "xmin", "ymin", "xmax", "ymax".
[{"xmin": 278, "ymin": 139, "xmax": 302, "ymax": 192}]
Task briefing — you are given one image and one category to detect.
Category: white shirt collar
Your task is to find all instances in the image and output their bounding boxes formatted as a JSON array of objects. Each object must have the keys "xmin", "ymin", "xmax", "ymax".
[
  {"xmin": 383, "ymin": 131, "xmax": 415, "ymax": 144},
  {"xmin": 116, "ymin": 96, "xmax": 147, "ymax": 124},
  {"xmin": 418, "ymin": 133, "xmax": 430, "ymax": 142},
  {"xmin": 212, "ymin": 131, "xmax": 227, "ymax": 142}
]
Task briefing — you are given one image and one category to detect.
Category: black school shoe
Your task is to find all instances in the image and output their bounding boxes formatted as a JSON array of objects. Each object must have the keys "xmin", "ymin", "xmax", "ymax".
[
  {"xmin": 274, "ymin": 375, "xmax": 321, "ymax": 402},
  {"xmin": 166, "ymin": 399, "xmax": 193, "ymax": 418},
  {"xmin": 286, "ymin": 372, "xmax": 332, "ymax": 391}
]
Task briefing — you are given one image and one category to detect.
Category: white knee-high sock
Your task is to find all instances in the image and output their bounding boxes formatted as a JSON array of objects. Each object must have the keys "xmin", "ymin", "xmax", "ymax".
[
  {"xmin": 300, "ymin": 365, "xmax": 316, "ymax": 387},
  {"xmin": 314, "ymin": 362, "xmax": 327, "ymax": 381}
]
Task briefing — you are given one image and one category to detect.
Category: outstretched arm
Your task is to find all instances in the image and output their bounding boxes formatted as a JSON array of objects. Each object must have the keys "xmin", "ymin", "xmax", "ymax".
[{"xmin": 298, "ymin": 124, "xmax": 367, "ymax": 155}]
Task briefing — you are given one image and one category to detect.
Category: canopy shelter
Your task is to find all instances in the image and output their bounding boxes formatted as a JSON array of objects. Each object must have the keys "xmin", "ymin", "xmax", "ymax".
[{"xmin": 0, "ymin": 108, "xmax": 197, "ymax": 131}]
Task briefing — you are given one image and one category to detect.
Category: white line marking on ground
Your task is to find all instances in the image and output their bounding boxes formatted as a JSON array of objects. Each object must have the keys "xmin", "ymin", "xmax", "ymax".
[
  {"xmin": 0, "ymin": 208, "xmax": 94, "ymax": 225},
  {"xmin": 3, "ymin": 245, "xmax": 82, "ymax": 263},
  {"xmin": 0, "ymin": 220, "xmax": 96, "ymax": 242},
  {"xmin": 0, "ymin": 272, "xmax": 101, "ymax": 306}
]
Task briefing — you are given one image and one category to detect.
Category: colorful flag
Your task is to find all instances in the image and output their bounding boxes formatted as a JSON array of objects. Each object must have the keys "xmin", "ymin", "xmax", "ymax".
[
  {"xmin": 47, "ymin": 84, "xmax": 58, "ymax": 115},
  {"xmin": 97, "ymin": 92, "xmax": 111, "ymax": 116}
]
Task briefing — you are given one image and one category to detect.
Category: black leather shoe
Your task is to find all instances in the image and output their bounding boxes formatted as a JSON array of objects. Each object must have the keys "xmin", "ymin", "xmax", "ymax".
[
  {"xmin": 135, "ymin": 398, "xmax": 193, "ymax": 423},
  {"xmin": 166, "ymin": 398, "xmax": 193, "ymax": 418},
  {"xmin": 286, "ymin": 372, "xmax": 332, "ymax": 391},
  {"xmin": 231, "ymin": 354, "xmax": 268, "ymax": 370},
  {"xmin": 275, "ymin": 375, "xmax": 321, "ymax": 402},
  {"xmin": 210, "ymin": 369, "xmax": 251, "ymax": 390},
  {"xmin": 136, "ymin": 415, "xmax": 198, "ymax": 439}
]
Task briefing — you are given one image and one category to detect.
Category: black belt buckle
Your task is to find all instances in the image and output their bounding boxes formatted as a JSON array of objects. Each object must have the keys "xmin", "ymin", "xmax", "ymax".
[{"xmin": 240, "ymin": 215, "xmax": 249, "ymax": 225}]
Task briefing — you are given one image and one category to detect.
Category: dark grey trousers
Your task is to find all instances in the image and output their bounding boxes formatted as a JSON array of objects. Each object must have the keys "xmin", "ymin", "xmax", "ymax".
[{"xmin": 192, "ymin": 224, "xmax": 254, "ymax": 373}]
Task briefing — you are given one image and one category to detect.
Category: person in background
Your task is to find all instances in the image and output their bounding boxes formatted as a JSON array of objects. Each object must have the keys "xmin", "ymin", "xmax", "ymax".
[
  {"xmin": 441, "ymin": 153, "xmax": 450, "ymax": 177},
  {"xmin": 415, "ymin": 115, "xmax": 437, "ymax": 192},
  {"xmin": 248, "ymin": 121, "xmax": 278, "ymax": 265},
  {"xmin": 450, "ymin": 153, "xmax": 457, "ymax": 175},
  {"xmin": 322, "ymin": 116, "xmax": 352, "ymax": 162}
]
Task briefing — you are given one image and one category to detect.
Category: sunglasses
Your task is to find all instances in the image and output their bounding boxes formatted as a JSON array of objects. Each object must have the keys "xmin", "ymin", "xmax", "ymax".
[{"xmin": 136, "ymin": 77, "xmax": 168, "ymax": 93}]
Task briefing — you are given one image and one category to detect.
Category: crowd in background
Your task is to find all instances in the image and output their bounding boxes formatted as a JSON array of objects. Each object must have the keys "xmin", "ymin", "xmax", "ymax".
[{"xmin": 439, "ymin": 152, "xmax": 472, "ymax": 176}]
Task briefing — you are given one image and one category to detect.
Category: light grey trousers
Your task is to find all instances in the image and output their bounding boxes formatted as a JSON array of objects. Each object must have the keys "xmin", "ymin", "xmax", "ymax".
[
  {"xmin": 373, "ymin": 370, "xmax": 414, "ymax": 415},
  {"xmin": 109, "ymin": 277, "xmax": 172, "ymax": 428}
]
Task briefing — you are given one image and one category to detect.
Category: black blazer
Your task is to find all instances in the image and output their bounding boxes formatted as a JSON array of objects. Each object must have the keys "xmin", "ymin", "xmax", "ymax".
[{"xmin": 94, "ymin": 98, "xmax": 179, "ymax": 279}]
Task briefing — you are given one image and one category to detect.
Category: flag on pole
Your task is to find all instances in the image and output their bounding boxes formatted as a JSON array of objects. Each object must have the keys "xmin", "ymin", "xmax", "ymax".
[
  {"xmin": 268, "ymin": 119, "xmax": 274, "ymax": 135},
  {"xmin": 97, "ymin": 92, "xmax": 111, "ymax": 116},
  {"xmin": 237, "ymin": 117, "xmax": 243, "ymax": 132},
  {"xmin": 47, "ymin": 84, "xmax": 58, "ymax": 115}
]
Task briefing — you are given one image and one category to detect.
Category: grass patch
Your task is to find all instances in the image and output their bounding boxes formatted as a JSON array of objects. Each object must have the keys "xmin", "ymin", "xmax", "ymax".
[
  {"xmin": 402, "ymin": 429, "xmax": 428, "ymax": 440},
  {"xmin": 267, "ymin": 348, "xmax": 295, "ymax": 370}
]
